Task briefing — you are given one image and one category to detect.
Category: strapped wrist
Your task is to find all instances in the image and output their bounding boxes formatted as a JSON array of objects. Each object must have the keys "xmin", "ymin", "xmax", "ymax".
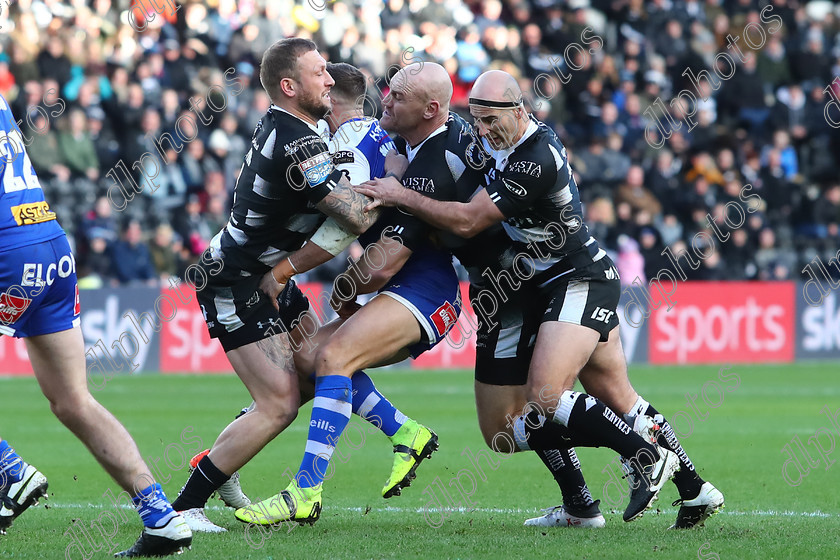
[{"xmin": 272, "ymin": 258, "xmax": 296, "ymax": 285}]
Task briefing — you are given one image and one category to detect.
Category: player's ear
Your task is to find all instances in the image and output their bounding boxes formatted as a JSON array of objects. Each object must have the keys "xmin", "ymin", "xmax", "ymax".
[
  {"xmin": 280, "ymin": 77, "xmax": 296, "ymax": 97},
  {"xmin": 424, "ymin": 99, "xmax": 440, "ymax": 120}
]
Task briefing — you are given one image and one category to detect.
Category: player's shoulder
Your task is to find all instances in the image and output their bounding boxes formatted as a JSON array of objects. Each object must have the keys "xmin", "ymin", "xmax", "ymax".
[
  {"xmin": 440, "ymin": 112, "xmax": 492, "ymax": 174},
  {"xmin": 333, "ymin": 118, "xmax": 391, "ymax": 149},
  {"xmin": 393, "ymin": 135, "xmax": 408, "ymax": 155},
  {"xmin": 443, "ymin": 112, "xmax": 475, "ymax": 147},
  {"xmin": 262, "ymin": 108, "xmax": 327, "ymax": 154},
  {"xmin": 533, "ymin": 119, "xmax": 567, "ymax": 160},
  {"xmin": 510, "ymin": 118, "xmax": 565, "ymax": 174}
]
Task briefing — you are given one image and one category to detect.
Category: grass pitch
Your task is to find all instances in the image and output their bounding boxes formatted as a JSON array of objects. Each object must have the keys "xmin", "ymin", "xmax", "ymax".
[{"xmin": 2, "ymin": 363, "xmax": 839, "ymax": 559}]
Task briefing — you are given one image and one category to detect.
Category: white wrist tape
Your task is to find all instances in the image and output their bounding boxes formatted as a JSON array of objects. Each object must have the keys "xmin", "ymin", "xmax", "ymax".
[{"xmin": 310, "ymin": 217, "xmax": 358, "ymax": 256}]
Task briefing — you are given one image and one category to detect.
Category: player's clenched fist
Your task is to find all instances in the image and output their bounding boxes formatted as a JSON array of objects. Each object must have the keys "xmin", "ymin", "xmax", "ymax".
[{"xmin": 383, "ymin": 149, "xmax": 409, "ymax": 179}]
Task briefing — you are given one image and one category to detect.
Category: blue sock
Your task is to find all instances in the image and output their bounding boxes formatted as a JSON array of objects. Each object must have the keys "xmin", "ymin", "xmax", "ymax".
[
  {"xmin": 0, "ymin": 440, "xmax": 26, "ymax": 485},
  {"xmin": 133, "ymin": 483, "xmax": 177, "ymax": 528},
  {"xmin": 296, "ymin": 375, "xmax": 352, "ymax": 488},
  {"xmin": 351, "ymin": 371, "xmax": 407, "ymax": 437}
]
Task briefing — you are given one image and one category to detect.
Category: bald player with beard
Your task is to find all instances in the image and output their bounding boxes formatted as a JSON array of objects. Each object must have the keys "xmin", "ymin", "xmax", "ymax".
[{"xmin": 358, "ymin": 69, "xmax": 724, "ymax": 529}]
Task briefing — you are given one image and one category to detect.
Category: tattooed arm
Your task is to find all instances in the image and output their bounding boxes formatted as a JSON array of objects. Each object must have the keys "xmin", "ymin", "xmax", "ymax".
[
  {"xmin": 314, "ymin": 150, "xmax": 407, "ymax": 235},
  {"xmin": 315, "ymin": 173, "xmax": 382, "ymax": 236}
]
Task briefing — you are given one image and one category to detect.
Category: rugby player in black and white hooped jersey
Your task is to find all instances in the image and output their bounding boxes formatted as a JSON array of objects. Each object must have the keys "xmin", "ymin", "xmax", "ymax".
[
  {"xmin": 282, "ymin": 60, "xmax": 468, "ymax": 503},
  {"xmin": 354, "ymin": 62, "xmax": 609, "ymax": 528},
  {"xmin": 358, "ymin": 69, "xmax": 724, "ymax": 528},
  {"xmin": 170, "ymin": 39, "xmax": 432, "ymax": 532},
  {"xmin": 196, "ymin": 62, "xmax": 463, "ymax": 528}
]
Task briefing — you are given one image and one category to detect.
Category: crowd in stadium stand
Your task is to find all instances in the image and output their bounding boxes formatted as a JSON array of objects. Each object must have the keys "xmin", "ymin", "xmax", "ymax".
[{"xmin": 1, "ymin": 0, "xmax": 838, "ymax": 288}]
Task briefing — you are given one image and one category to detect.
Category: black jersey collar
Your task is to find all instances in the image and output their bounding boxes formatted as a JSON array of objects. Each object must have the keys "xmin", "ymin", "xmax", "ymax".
[
  {"xmin": 406, "ymin": 123, "xmax": 448, "ymax": 163},
  {"xmin": 269, "ymin": 104, "xmax": 322, "ymax": 135}
]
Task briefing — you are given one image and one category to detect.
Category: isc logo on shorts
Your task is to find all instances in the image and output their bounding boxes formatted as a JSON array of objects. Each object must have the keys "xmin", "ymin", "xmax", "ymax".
[
  {"xmin": 10, "ymin": 201, "xmax": 56, "ymax": 226},
  {"xmin": 590, "ymin": 307, "xmax": 615, "ymax": 323},
  {"xmin": 431, "ymin": 301, "xmax": 458, "ymax": 336}
]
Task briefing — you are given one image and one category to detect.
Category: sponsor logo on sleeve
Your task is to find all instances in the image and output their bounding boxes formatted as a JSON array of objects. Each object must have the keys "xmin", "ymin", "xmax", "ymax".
[
  {"xmin": 10, "ymin": 201, "xmax": 56, "ymax": 226},
  {"xmin": 298, "ymin": 152, "xmax": 333, "ymax": 187},
  {"xmin": 333, "ymin": 150, "xmax": 355, "ymax": 164},
  {"xmin": 502, "ymin": 178, "xmax": 527, "ymax": 197}
]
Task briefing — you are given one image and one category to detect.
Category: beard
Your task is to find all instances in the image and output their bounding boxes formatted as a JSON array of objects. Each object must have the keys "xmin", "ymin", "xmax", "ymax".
[{"xmin": 299, "ymin": 88, "xmax": 331, "ymax": 121}]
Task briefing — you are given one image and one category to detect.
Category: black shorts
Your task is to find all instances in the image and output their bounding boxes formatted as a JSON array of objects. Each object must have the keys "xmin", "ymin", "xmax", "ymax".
[
  {"xmin": 196, "ymin": 271, "xmax": 310, "ymax": 353},
  {"xmin": 473, "ymin": 257, "xmax": 620, "ymax": 387},
  {"xmin": 473, "ymin": 284, "xmax": 540, "ymax": 386},
  {"xmin": 537, "ymin": 257, "xmax": 620, "ymax": 342}
]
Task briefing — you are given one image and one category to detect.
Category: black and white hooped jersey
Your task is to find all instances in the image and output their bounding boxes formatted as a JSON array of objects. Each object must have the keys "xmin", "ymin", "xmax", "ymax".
[
  {"xmin": 210, "ymin": 105, "xmax": 345, "ymax": 281},
  {"xmin": 483, "ymin": 115, "xmax": 606, "ymax": 286},
  {"xmin": 382, "ymin": 112, "xmax": 514, "ymax": 280}
]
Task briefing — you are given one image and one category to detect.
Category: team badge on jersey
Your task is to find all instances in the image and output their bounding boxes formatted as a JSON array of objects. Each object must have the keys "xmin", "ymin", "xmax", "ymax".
[{"xmin": 298, "ymin": 152, "xmax": 333, "ymax": 188}]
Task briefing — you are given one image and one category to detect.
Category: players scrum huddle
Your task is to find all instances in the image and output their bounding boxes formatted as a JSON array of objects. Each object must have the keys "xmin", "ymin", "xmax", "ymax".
[{"xmin": 0, "ymin": 38, "xmax": 723, "ymax": 557}]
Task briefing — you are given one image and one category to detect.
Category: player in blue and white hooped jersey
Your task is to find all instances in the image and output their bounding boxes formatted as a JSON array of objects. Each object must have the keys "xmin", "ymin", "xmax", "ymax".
[{"xmin": 0, "ymin": 93, "xmax": 192, "ymax": 555}]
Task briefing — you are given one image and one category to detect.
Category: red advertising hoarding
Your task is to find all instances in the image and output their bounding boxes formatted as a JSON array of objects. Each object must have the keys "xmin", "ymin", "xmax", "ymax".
[
  {"xmin": 0, "ymin": 335, "xmax": 33, "ymax": 375},
  {"xmin": 649, "ymin": 282, "xmax": 795, "ymax": 364},
  {"xmin": 1, "ymin": 282, "xmax": 809, "ymax": 375},
  {"xmin": 159, "ymin": 286, "xmax": 233, "ymax": 373}
]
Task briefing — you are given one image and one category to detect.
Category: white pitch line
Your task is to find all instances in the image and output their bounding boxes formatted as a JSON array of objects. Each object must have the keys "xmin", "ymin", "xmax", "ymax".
[{"xmin": 42, "ymin": 503, "xmax": 839, "ymax": 518}]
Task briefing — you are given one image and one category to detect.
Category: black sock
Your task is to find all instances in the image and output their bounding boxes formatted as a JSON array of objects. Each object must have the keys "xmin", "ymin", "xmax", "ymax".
[
  {"xmin": 514, "ymin": 410, "xmax": 594, "ymax": 450},
  {"xmin": 171, "ymin": 455, "xmax": 229, "ymax": 511},
  {"xmin": 643, "ymin": 404, "xmax": 704, "ymax": 499},
  {"xmin": 535, "ymin": 448, "xmax": 596, "ymax": 512},
  {"xmin": 555, "ymin": 391, "xmax": 659, "ymax": 468}
]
